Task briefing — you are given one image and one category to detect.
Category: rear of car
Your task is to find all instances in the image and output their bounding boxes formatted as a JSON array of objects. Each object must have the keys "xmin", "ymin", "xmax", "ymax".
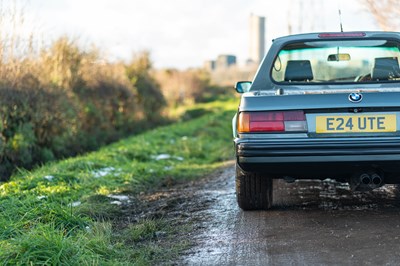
[{"xmin": 234, "ymin": 32, "xmax": 400, "ymax": 210}]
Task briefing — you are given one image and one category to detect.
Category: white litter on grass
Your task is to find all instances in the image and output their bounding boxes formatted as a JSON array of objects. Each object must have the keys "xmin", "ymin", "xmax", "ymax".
[
  {"xmin": 152, "ymin": 154, "xmax": 171, "ymax": 160},
  {"xmin": 92, "ymin": 167, "xmax": 117, "ymax": 178},
  {"xmin": 108, "ymin": 194, "xmax": 130, "ymax": 201},
  {"xmin": 151, "ymin": 154, "xmax": 184, "ymax": 161},
  {"xmin": 164, "ymin": 166, "xmax": 174, "ymax": 171},
  {"xmin": 181, "ymin": 136, "xmax": 188, "ymax": 141},
  {"xmin": 175, "ymin": 156, "xmax": 184, "ymax": 161},
  {"xmin": 69, "ymin": 201, "xmax": 81, "ymax": 207},
  {"xmin": 44, "ymin": 175, "xmax": 55, "ymax": 181},
  {"xmin": 37, "ymin": 196, "xmax": 47, "ymax": 200},
  {"xmin": 148, "ymin": 169, "xmax": 155, "ymax": 173},
  {"xmin": 110, "ymin": 201, "xmax": 122, "ymax": 205}
]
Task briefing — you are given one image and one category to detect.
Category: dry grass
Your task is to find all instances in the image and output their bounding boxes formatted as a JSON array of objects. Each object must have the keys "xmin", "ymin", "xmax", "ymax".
[
  {"xmin": 0, "ymin": 1, "xmax": 168, "ymax": 179},
  {"xmin": 0, "ymin": 0, "xmax": 228, "ymax": 180}
]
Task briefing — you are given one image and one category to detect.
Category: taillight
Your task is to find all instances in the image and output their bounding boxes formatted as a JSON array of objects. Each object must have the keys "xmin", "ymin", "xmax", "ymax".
[
  {"xmin": 237, "ymin": 111, "xmax": 307, "ymax": 133},
  {"xmin": 318, "ymin": 32, "xmax": 366, "ymax": 38}
]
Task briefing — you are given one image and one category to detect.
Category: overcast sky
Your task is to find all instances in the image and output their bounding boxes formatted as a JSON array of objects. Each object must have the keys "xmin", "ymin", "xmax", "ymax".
[{"xmin": 21, "ymin": 0, "xmax": 379, "ymax": 69}]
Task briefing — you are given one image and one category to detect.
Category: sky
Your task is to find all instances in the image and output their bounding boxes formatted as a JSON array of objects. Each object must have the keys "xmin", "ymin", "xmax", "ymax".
[{"xmin": 17, "ymin": 0, "xmax": 379, "ymax": 69}]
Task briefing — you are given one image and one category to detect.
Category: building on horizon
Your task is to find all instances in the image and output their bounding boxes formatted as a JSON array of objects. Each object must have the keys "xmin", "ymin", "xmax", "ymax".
[
  {"xmin": 216, "ymin": 54, "xmax": 237, "ymax": 70},
  {"xmin": 205, "ymin": 54, "xmax": 237, "ymax": 72},
  {"xmin": 203, "ymin": 60, "xmax": 216, "ymax": 72},
  {"xmin": 249, "ymin": 14, "xmax": 265, "ymax": 65}
]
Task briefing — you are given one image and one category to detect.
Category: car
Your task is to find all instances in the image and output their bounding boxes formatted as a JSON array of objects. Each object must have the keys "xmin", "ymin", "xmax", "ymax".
[{"xmin": 233, "ymin": 31, "xmax": 400, "ymax": 210}]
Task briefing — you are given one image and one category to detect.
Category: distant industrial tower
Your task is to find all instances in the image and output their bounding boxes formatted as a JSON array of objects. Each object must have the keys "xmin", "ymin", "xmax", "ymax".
[{"xmin": 249, "ymin": 14, "xmax": 265, "ymax": 64}]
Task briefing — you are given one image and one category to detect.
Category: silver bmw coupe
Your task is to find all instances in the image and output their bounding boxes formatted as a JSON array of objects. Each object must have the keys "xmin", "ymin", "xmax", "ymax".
[{"xmin": 234, "ymin": 32, "xmax": 400, "ymax": 210}]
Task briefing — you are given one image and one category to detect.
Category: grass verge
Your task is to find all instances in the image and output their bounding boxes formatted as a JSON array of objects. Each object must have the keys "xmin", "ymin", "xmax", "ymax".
[{"xmin": 0, "ymin": 97, "xmax": 238, "ymax": 265}]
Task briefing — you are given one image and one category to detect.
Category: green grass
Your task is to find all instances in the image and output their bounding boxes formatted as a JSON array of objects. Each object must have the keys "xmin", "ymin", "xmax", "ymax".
[{"xmin": 0, "ymin": 97, "xmax": 238, "ymax": 265}]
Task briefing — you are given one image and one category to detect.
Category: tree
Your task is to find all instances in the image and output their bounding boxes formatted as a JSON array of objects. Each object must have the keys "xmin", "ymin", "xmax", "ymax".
[{"xmin": 360, "ymin": 0, "xmax": 400, "ymax": 31}]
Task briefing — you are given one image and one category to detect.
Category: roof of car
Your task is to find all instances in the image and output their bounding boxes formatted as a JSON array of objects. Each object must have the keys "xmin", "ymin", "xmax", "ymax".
[{"xmin": 272, "ymin": 31, "xmax": 400, "ymax": 43}]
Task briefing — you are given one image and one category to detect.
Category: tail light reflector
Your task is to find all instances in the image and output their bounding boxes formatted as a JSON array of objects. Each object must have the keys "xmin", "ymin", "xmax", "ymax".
[
  {"xmin": 237, "ymin": 112, "xmax": 250, "ymax": 132},
  {"xmin": 238, "ymin": 111, "xmax": 307, "ymax": 133}
]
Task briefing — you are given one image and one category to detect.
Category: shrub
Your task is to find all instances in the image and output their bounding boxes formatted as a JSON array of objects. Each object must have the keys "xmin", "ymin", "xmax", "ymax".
[
  {"xmin": 0, "ymin": 41, "xmax": 167, "ymax": 180},
  {"xmin": 0, "ymin": 86, "xmax": 79, "ymax": 179},
  {"xmin": 155, "ymin": 69, "xmax": 231, "ymax": 106},
  {"xmin": 126, "ymin": 52, "xmax": 166, "ymax": 123}
]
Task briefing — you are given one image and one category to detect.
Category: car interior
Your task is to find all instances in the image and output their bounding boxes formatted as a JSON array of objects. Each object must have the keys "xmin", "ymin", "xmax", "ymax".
[
  {"xmin": 371, "ymin": 57, "xmax": 400, "ymax": 80},
  {"xmin": 284, "ymin": 60, "xmax": 314, "ymax": 82}
]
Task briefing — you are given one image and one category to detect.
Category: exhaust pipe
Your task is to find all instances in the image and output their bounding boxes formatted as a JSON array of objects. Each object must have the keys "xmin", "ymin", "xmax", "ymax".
[
  {"xmin": 369, "ymin": 173, "xmax": 382, "ymax": 189},
  {"xmin": 350, "ymin": 171, "xmax": 384, "ymax": 191},
  {"xmin": 360, "ymin": 173, "xmax": 371, "ymax": 185}
]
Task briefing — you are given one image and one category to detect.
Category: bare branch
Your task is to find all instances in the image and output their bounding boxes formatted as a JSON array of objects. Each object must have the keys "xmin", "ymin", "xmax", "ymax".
[{"xmin": 360, "ymin": 0, "xmax": 400, "ymax": 31}]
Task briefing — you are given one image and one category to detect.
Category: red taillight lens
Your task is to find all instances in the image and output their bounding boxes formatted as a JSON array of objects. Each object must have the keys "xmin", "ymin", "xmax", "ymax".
[
  {"xmin": 238, "ymin": 111, "xmax": 307, "ymax": 133},
  {"xmin": 283, "ymin": 111, "xmax": 306, "ymax": 121},
  {"xmin": 318, "ymin": 32, "xmax": 366, "ymax": 38},
  {"xmin": 251, "ymin": 112, "xmax": 284, "ymax": 121},
  {"xmin": 250, "ymin": 121, "xmax": 284, "ymax": 132}
]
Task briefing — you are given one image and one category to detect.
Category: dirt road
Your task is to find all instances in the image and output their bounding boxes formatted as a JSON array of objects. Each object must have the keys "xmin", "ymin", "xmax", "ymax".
[{"xmin": 177, "ymin": 165, "xmax": 400, "ymax": 265}]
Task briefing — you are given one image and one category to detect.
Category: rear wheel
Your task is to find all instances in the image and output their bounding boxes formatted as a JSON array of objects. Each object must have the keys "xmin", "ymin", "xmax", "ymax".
[{"xmin": 235, "ymin": 164, "xmax": 273, "ymax": 210}]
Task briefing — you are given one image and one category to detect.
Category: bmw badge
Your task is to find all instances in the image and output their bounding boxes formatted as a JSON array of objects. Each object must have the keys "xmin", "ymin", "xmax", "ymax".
[{"xmin": 348, "ymin": 92, "xmax": 363, "ymax": 103}]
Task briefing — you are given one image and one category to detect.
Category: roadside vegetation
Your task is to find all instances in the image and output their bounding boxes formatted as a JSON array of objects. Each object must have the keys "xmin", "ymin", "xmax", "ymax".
[
  {"xmin": 0, "ymin": 97, "xmax": 237, "ymax": 265},
  {"xmin": 0, "ymin": 8, "xmax": 228, "ymax": 180},
  {"xmin": 0, "ymin": 1, "xmax": 239, "ymax": 264},
  {"xmin": 0, "ymin": 37, "xmax": 225, "ymax": 180}
]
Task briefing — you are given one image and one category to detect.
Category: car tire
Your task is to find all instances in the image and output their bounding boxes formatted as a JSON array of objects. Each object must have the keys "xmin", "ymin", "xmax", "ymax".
[{"xmin": 235, "ymin": 164, "xmax": 273, "ymax": 210}]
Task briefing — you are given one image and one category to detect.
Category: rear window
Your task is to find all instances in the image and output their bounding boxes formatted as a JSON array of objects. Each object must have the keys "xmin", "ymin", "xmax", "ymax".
[{"xmin": 271, "ymin": 39, "xmax": 400, "ymax": 84}]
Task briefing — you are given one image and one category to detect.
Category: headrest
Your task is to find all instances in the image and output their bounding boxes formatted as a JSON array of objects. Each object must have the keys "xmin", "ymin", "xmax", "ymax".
[
  {"xmin": 371, "ymin": 57, "xmax": 400, "ymax": 80},
  {"xmin": 284, "ymin": 60, "xmax": 314, "ymax": 82}
]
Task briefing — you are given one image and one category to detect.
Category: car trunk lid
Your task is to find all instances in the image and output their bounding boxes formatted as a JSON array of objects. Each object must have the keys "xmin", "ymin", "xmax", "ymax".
[{"xmin": 239, "ymin": 91, "xmax": 400, "ymax": 137}]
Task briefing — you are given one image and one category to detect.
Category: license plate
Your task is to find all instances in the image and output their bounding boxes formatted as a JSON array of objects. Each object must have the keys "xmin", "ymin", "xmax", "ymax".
[{"xmin": 316, "ymin": 114, "xmax": 397, "ymax": 133}]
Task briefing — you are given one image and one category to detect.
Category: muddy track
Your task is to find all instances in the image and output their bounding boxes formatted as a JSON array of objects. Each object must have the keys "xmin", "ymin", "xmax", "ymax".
[
  {"xmin": 180, "ymin": 165, "xmax": 400, "ymax": 265},
  {"xmin": 124, "ymin": 163, "xmax": 400, "ymax": 265}
]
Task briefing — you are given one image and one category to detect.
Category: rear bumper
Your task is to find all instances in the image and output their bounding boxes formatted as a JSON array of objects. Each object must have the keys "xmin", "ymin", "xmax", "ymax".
[{"xmin": 235, "ymin": 137, "xmax": 400, "ymax": 178}]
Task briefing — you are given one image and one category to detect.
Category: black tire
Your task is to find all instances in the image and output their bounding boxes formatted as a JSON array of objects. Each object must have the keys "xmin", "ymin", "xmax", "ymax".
[{"xmin": 236, "ymin": 164, "xmax": 273, "ymax": 210}]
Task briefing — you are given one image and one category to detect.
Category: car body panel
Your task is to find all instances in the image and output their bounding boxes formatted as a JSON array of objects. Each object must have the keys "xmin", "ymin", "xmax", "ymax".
[
  {"xmin": 233, "ymin": 31, "xmax": 400, "ymax": 185},
  {"xmin": 238, "ymin": 91, "xmax": 400, "ymax": 112}
]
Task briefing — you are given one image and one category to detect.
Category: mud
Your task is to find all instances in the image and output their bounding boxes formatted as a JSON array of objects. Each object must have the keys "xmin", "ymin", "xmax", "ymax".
[
  {"xmin": 177, "ymin": 165, "xmax": 400, "ymax": 265},
  {"xmin": 119, "ymin": 163, "xmax": 400, "ymax": 265}
]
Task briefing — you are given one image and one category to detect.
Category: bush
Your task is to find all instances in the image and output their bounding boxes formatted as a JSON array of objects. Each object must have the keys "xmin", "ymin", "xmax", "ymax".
[
  {"xmin": 126, "ymin": 52, "xmax": 166, "ymax": 123},
  {"xmin": 0, "ymin": 40, "xmax": 167, "ymax": 180},
  {"xmin": 0, "ymin": 1, "xmax": 227, "ymax": 179},
  {"xmin": 0, "ymin": 86, "xmax": 79, "ymax": 179},
  {"xmin": 154, "ymin": 68, "xmax": 211, "ymax": 107}
]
